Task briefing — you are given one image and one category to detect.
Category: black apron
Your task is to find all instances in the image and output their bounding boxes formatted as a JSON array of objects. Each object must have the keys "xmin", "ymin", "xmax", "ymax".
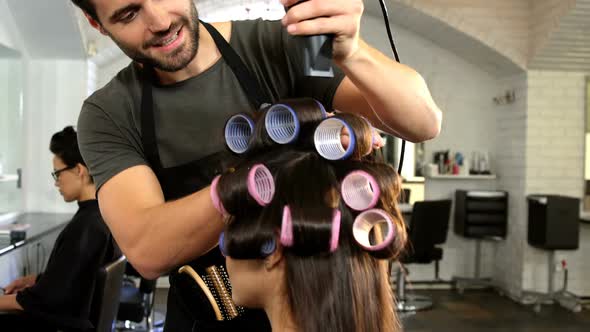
[{"xmin": 140, "ymin": 21, "xmax": 271, "ymax": 332}]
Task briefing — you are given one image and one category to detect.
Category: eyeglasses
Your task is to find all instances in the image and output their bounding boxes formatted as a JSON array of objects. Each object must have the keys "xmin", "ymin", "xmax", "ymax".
[{"xmin": 51, "ymin": 166, "xmax": 75, "ymax": 181}]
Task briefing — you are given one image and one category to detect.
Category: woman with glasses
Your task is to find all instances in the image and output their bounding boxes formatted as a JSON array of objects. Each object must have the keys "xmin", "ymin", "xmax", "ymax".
[{"xmin": 0, "ymin": 126, "xmax": 120, "ymax": 331}]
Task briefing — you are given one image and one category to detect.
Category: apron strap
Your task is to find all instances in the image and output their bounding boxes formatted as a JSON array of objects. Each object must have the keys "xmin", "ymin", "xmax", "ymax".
[
  {"xmin": 201, "ymin": 20, "xmax": 271, "ymax": 109},
  {"xmin": 141, "ymin": 21, "xmax": 270, "ymax": 170},
  {"xmin": 140, "ymin": 66, "xmax": 163, "ymax": 171}
]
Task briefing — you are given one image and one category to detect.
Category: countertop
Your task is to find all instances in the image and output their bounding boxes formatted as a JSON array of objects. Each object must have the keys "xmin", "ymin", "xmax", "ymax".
[{"xmin": 0, "ymin": 213, "xmax": 72, "ymax": 256}]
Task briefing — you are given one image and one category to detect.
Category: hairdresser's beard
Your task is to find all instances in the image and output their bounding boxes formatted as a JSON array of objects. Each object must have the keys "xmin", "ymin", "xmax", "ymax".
[{"xmin": 110, "ymin": 5, "xmax": 200, "ymax": 72}]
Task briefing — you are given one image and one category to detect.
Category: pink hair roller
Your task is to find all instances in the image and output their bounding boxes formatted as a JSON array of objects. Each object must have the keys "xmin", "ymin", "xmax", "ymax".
[
  {"xmin": 352, "ymin": 209, "xmax": 395, "ymax": 251},
  {"xmin": 280, "ymin": 205, "xmax": 341, "ymax": 253},
  {"xmin": 247, "ymin": 164, "xmax": 275, "ymax": 206},
  {"xmin": 210, "ymin": 175, "xmax": 228, "ymax": 217},
  {"xmin": 280, "ymin": 206, "xmax": 294, "ymax": 247},
  {"xmin": 341, "ymin": 170, "xmax": 381, "ymax": 211}
]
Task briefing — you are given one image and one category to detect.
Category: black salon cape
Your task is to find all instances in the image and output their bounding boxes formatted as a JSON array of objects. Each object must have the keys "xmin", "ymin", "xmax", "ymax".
[{"xmin": 13, "ymin": 199, "xmax": 120, "ymax": 331}]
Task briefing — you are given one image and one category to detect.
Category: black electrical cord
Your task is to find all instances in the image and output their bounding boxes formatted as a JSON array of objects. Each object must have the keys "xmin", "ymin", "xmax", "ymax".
[{"xmin": 377, "ymin": 0, "xmax": 406, "ymax": 175}]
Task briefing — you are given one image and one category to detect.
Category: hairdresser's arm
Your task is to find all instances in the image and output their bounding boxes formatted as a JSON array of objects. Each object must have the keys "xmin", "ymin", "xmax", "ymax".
[
  {"xmin": 281, "ymin": 0, "xmax": 442, "ymax": 142},
  {"xmin": 98, "ymin": 166, "xmax": 224, "ymax": 279},
  {"xmin": 0, "ymin": 295, "xmax": 23, "ymax": 311}
]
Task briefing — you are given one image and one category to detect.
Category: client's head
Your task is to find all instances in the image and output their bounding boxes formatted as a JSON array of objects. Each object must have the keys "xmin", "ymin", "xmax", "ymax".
[
  {"xmin": 214, "ymin": 101, "xmax": 407, "ymax": 332},
  {"xmin": 49, "ymin": 126, "xmax": 95, "ymax": 202}
]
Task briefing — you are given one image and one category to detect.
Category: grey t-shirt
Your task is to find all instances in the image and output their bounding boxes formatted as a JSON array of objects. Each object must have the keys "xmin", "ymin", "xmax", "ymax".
[{"xmin": 78, "ymin": 19, "xmax": 344, "ymax": 192}]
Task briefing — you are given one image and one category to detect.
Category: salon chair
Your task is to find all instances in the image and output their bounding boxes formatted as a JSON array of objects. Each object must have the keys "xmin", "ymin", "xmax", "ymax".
[
  {"xmin": 453, "ymin": 190, "xmax": 508, "ymax": 293},
  {"xmin": 394, "ymin": 200, "xmax": 451, "ymax": 312},
  {"xmin": 522, "ymin": 195, "xmax": 582, "ymax": 313},
  {"xmin": 116, "ymin": 263, "xmax": 163, "ymax": 331},
  {"xmin": 90, "ymin": 255, "xmax": 127, "ymax": 332}
]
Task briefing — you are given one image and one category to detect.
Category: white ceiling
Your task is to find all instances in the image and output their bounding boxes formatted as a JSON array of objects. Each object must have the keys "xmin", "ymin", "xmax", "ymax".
[
  {"xmin": 5, "ymin": 0, "xmax": 85, "ymax": 59},
  {"xmin": 529, "ymin": 0, "xmax": 590, "ymax": 72},
  {"xmin": 364, "ymin": 0, "xmax": 524, "ymax": 76},
  {"xmin": 9, "ymin": 0, "xmax": 586, "ymax": 73}
]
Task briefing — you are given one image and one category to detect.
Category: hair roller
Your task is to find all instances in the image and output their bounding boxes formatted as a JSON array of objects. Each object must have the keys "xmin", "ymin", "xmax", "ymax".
[
  {"xmin": 352, "ymin": 209, "xmax": 397, "ymax": 258},
  {"xmin": 280, "ymin": 205, "xmax": 341, "ymax": 253},
  {"xmin": 341, "ymin": 170, "xmax": 381, "ymax": 211},
  {"xmin": 360, "ymin": 115, "xmax": 379, "ymax": 146},
  {"xmin": 216, "ymin": 163, "xmax": 276, "ymax": 216},
  {"xmin": 260, "ymin": 238, "xmax": 277, "ymax": 257},
  {"xmin": 219, "ymin": 231, "xmax": 229, "ymax": 257},
  {"xmin": 334, "ymin": 113, "xmax": 374, "ymax": 159},
  {"xmin": 329, "ymin": 209, "xmax": 341, "ymax": 253},
  {"xmin": 264, "ymin": 98, "xmax": 327, "ymax": 145},
  {"xmin": 280, "ymin": 206, "xmax": 294, "ymax": 247},
  {"xmin": 314, "ymin": 117, "xmax": 356, "ymax": 160},
  {"xmin": 361, "ymin": 162, "xmax": 403, "ymax": 212},
  {"xmin": 246, "ymin": 106, "xmax": 281, "ymax": 154},
  {"xmin": 219, "ymin": 231, "xmax": 276, "ymax": 258},
  {"xmin": 247, "ymin": 164, "xmax": 275, "ymax": 206},
  {"xmin": 224, "ymin": 113, "xmax": 255, "ymax": 154},
  {"xmin": 210, "ymin": 175, "xmax": 229, "ymax": 217}
]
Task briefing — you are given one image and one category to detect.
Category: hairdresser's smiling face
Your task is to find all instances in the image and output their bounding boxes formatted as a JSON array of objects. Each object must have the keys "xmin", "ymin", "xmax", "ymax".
[{"xmin": 91, "ymin": 0, "xmax": 199, "ymax": 72}]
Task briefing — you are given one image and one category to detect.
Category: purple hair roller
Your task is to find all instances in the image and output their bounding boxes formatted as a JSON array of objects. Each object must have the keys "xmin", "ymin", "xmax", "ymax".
[
  {"xmin": 219, "ymin": 231, "xmax": 275, "ymax": 257},
  {"xmin": 313, "ymin": 99, "xmax": 328, "ymax": 119},
  {"xmin": 352, "ymin": 209, "xmax": 395, "ymax": 251},
  {"xmin": 261, "ymin": 238, "xmax": 277, "ymax": 257},
  {"xmin": 247, "ymin": 164, "xmax": 275, "ymax": 206},
  {"xmin": 219, "ymin": 232, "xmax": 228, "ymax": 257},
  {"xmin": 341, "ymin": 170, "xmax": 381, "ymax": 211},
  {"xmin": 360, "ymin": 116, "xmax": 377, "ymax": 150},
  {"xmin": 224, "ymin": 114, "xmax": 255, "ymax": 154},
  {"xmin": 265, "ymin": 104, "xmax": 301, "ymax": 144},
  {"xmin": 210, "ymin": 175, "xmax": 228, "ymax": 217},
  {"xmin": 313, "ymin": 117, "xmax": 356, "ymax": 160}
]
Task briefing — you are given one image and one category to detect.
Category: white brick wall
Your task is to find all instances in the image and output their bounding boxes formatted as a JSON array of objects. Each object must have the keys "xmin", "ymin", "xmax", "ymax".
[
  {"xmin": 492, "ymin": 70, "xmax": 590, "ymax": 298},
  {"xmin": 523, "ymin": 70, "xmax": 588, "ymax": 295},
  {"xmin": 363, "ymin": 14, "xmax": 506, "ymax": 283},
  {"xmin": 494, "ymin": 73, "xmax": 528, "ymax": 297},
  {"xmin": 388, "ymin": 2, "xmax": 590, "ymax": 297}
]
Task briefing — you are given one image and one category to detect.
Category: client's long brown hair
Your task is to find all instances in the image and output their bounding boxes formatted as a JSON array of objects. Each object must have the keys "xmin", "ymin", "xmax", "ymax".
[{"xmin": 219, "ymin": 109, "xmax": 405, "ymax": 332}]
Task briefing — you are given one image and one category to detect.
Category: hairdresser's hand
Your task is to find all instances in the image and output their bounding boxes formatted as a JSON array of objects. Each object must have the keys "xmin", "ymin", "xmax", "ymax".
[
  {"xmin": 340, "ymin": 127, "xmax": 385, "ymax": 151},
  {"xmin": 281, "ymin": 0, "xmax": 363, "ymax": 62},
  {"xmin": 3, "ymin": 274, "xmax": 37, "ymax": 294},
  {"xmin": 327, "ymin": 112, "xmax": 385, "ymax": 150}
]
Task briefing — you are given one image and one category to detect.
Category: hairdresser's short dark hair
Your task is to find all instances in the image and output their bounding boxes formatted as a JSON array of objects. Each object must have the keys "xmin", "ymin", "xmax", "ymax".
[
  {"xmin": 50, "ymin": 126, "xmax": 87, "ymax": 168},
  {"xmin": 71, "ymin": 0, "xmax": 100, "ymax": 22}
]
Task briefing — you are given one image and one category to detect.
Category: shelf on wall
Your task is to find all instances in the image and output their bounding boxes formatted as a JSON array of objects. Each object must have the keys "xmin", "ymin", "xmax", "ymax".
[
  {"xmin": 0, "ymin": 174, "xmax": 18, "ymax": 183},
  {"xmin": 403, "ymin": 176, "xmax": 425, "ymax": 184},
  {"xmin": 0, "ymin": 212, "xmax": 20, "ymax": 225},
  {"xmin": 427, "ymin": 174, "xmax": 497, "ymax": 180}
]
